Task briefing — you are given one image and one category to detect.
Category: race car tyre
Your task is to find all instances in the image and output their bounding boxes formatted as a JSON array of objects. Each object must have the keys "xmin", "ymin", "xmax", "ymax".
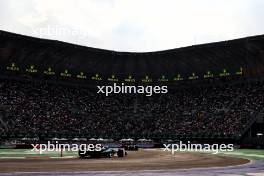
[{"xmin": 117, "ymin": 149, "xmax": 124, "ymax": 157}]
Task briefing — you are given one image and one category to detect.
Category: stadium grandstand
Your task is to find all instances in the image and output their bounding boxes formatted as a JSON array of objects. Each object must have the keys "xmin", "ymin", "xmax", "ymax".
[{"xmin": 0, "ymin": 30, "xmax": 263, "ymax": 147}]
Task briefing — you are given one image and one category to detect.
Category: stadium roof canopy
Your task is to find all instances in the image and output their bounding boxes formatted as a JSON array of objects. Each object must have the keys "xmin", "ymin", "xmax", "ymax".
[{"xmin": 0, "ymin": 30, "xmax": 264, "ymax": 82}]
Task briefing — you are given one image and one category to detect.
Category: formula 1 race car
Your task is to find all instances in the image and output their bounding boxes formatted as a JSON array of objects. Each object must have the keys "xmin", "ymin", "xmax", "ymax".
[{"xmin": 79, "ymin": 146, "xmax": 127, "ymax": 158}]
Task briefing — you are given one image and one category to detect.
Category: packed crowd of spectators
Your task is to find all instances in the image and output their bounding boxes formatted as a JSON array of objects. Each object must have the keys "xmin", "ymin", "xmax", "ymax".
[{"xmin": 0, "ymin": 79, "xmax": 263, "ymax": 139}]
